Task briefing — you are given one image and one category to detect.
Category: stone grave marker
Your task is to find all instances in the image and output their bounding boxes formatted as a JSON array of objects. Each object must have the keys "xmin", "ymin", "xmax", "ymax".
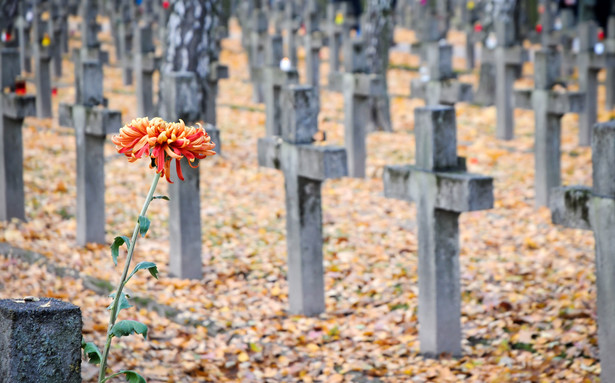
[
  {"xmin": 117, "ymin": 0, "xmax": 135, "ymax": 86},
  {"xmin": 78, "ymin": 0, "xmax": 109, "ymax": 64},
  {"xmin": 0, "ymin": 298, "xmax": 82, "ymax": 383},
  {"xmin": 249, "ymin": 7, "xmax": 267, "ymax": 103},
  {"xmin": 303, "ymin": 1, "xmax": 323, "ymax": 95},
  {"xmin": 134, "ymin": 23, "xmax": 157, "ymax": 117},
  {"xmin": 383, "ymin": 106, "xmax": 493, "ymax": 357},
  {"xmin": 606, "ymin": 15, "xmax": 615, "ymax": 109},
  {"xmin": 410, "ymin": 41, "xmax": 473, "ymax": 106},
  {"xmin": 257, "ymin": 85, "xmax": 347, "ymax": 316},
  {"xmin": 514, "ymin": 49, "xmax": 584, "ymax": 207},
  {"xmin": 330, "ymin": 39, "xmax": 381, "ymax": 178},
  {"xmin": 160, "ymin": 71, "xmax": 220, "ymax": 279},
  {"xmin": 326, "ymin": 2, "xmax": 351, "ymax": 87},
  {"xmin": 495, "ymin": 18, "xmax": 528, "ymax": 140},
  {"xmin": 31, "ymin": 1, "xmax": 53, "ymax": 119},
  {"xmin": 0, "ymin": 48, "xmax": 36, "ymax": 222},
  {"xmin": 550, "ymin": 120, "xmax": 615, "ymax": 383},
  {"xmin": 58, "ymin": 59, "xmax": 121, "ymax": 246},
  {"xmin": 577, "ymin": 21, "xmax": 615, "ymax": 146},
  {"xmin": 283, "ymin": 0, "xmax": 299, "ymax": 67},
  {"xmin": 260, "ymin": 35, "xmax": 299, "ymax": 137}
]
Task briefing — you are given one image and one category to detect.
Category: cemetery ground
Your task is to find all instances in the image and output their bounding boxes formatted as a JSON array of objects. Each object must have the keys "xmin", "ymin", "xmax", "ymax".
[{"xmin": 0, "ymin": 20, "xmax": 610, "ymax": 383}]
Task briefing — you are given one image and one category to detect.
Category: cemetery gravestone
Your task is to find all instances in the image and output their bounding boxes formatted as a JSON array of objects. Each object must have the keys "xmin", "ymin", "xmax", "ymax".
[
  {"xmin": 58, "ymin": 59, "xmax": 122, "ymax": 246},
  {"xmin": 160, "ymin": 71, "xmax": 220, "ymax": 279},
  {"xmin": 249, "ymin": 8, "xmax": 267, "ymax": 103},
  {"xmin": 0, "ymin": 48, "xmax": 36, "ymax": 222},
  {"xmin": 283, "ymin": 0, "xmax": 299, "ymax": 67},
  {"xmin": 383, "ymin": 106, "xmax": 493, "ymax": 357},
  {"xmin": 32, "ymin": 1, "xmax": 53, "ymax": 119},
  {"xmin": 606, "ymin": 15, "xmax": 615, "ymax": 109},
  {"xmin": 330, "ymin": 40, "xmax": 381, "ymax": 178},
  {"xmin": 514, "ymin": 49, "xmax": 584, "ymax": 207},
  {"xmin": 257, "ymin": 85, "xmax": 348, "ymax": 316},
  {"xmin": 410, "ymin": 42, "xmax": 473, "ymax": 106},
  {"xmin": 0, "ymin": 298, "xmax": 82, "ymax": 383},
  {"xmin": 303, "ymin": 1, "xmax": 323, "ymax": 96},
  {"xmin": 134, "ymin": 23, "xmax": 157, "ymax": 117},
  {"xmin": 550, "ymin": 120, "xmax": 615, "ymax": 383},
  {"xmin": 495, "ymin": 18, "xmax": 528, "ymax": 140},
  {"xmin": 577, "ymin": 21, "xmax": 615, "ymax": 146}
]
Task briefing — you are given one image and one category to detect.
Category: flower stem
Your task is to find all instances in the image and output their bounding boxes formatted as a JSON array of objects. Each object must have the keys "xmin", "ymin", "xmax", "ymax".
[{"xmin": 98, "ymin": 172, "xmax": 161, "ymax": 382}]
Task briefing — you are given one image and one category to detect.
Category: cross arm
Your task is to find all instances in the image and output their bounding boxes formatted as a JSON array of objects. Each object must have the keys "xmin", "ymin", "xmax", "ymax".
[
  {"xmin": 2, "ymin": 94, "xmax": 35, "ymax": 119},
  {"xmin": 434, "ymin": 81, "xmax": 473, "ymax": 105},
  {"xmin": 343, "ymin": 73, "xmax": 382, "ymax": 97},
  {"xmin": 258, "ymin": 137, "xmax": 348, "ymax": 181},
  {"xmin": 580, "ymin": 52, "xmax": 615, "ymax": 70},
  {"xmin": 58, "ymin": 103, "xmax": 122, "ymax": 136},
  {"xmin": 550, "ymin": 186, "xmax": 592, "ymax": 230},
  {"xmin": 547, "ymin": 91, "xmax": 585, "ymax": 115},
  {"xmin": 503, "ymin": 46, "xmax": 529, "ymax": 66},
  {"xmin": 514, "ymin": 89, "xmax": 533, "ymax": 110}
]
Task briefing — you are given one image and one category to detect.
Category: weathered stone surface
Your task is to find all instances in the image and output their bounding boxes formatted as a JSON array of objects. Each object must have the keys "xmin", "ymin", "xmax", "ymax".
[
  {"xmin": 550, "ymin": 186, "xmax": 592, "ymax": 230},
  {"xmin": 0, "ymin": 298, "xmax": 82, "ymax": 383}
]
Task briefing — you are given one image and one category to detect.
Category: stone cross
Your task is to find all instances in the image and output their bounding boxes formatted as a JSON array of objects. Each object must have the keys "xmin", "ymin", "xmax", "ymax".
[
  {"xmin": 31, "ymin": 0, "xmax": 53, "ymax": 118},
  {"xmin": 495, "ymin": 18, "xmax": 528, "ymax": 140},
  {"xmin": 259, "ymin": 34, "xmax": 299, "ymax": 137},
  {"xmin": 577, "ymin": 21, "xmax": 615, "ymax": 146},
  {"xmin": 303, "ymin": 1, "xmax": 323, "ymax": 93},
  {"xmin": 330, "ymin": 39, "xmax": 381, "ymax": 178},
  {"xmin": 58, "ymin": 59, "xmax": 121, "ymax": 246},
  {"xmin": 549, "ymin": 120, "xmax": 615, "ymax": 383},
  {"xmin": 0, "ymin": 48, "xmax": 36, "ymax": 222},
  {"xmin": 134, "ymin": 23, "xmax": 157, "ymax": 117},
  {"xmin": 283, "ymin": 0, "xmax": 299, "ymax": 67},
  {"xmin": 0, "ymin": 298, "xmax": 82, "ymax": 383},
  {"xmin": 204, "ymin": 61, "xmax": 229, "ymax": 130},
  {"xmin": 78, "ymin": 0, "xmax": 109, "ymax": 64},
  {"xmin": 410, "ymin": 42, "xmax": 473, "ymax": 106},
  {"xmin": 383, "ymin": 106, "xmax": 493, "ymax": 358},
  {"xmin": 50, "ymin": 0, "xmax": 68, "ymax": 78},
  {"xmin": 15, "ymin": 2, "xmax": 31, "ymax": 73},
  {"xmin": 606, "ymin": 15, "xmax": 615, "ymax": 109},
  {"xmin": 514, "ymin": 49, "xmax": 584, "ymax": 207},
  {"xmin": 474, "ymin": 48, "xmax": 496, "ymax": 107},
  {"xmin": 160, "ymin": 71, "xmax": 220, "ymax": 279},
  {"xmin": 117, "ymin": 1, "xmax": 135, "ymax": 86},
  {"xmin": 326, "ymin": 2, "xmax": 351, "ymax": 86},
  {"xmin": 249, "ymin": 8, "xmax": 268, "ymax": 103},
  {"xmin": 257, "ymin": 85, "xmax": 348, "ymax": 316}
]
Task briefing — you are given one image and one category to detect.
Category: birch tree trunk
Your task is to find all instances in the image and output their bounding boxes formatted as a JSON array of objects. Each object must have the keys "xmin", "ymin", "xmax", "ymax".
[{"xmin": 160, "ymin": 0, "xmax": 220, "ymax": 122}]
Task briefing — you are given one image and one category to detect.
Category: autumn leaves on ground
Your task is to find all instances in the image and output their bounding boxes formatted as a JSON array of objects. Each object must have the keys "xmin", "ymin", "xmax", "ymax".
[{"xmin": 0, "ymin": 17, "xmax": 607, "ymax": 382}]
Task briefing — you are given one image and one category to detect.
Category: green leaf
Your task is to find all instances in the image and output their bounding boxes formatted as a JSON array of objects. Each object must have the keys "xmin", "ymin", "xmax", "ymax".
[
  {"xmin": 107, "ymin": 291, "xmax": 133, "ymax": 312},
  {"xmin": 110, "ymin": 236, "xmax": 131, "ymax": 266},
  {"xmin": 119, "ymin": 370, "xmax": 147, "ymax": 383},
  {"xmin": 138, "ymin": 216, "xmax": 150, "ymax": 238},
  {"xmin": 82, "ymin": 341, "xmax": 102, "ymax": 365},
  {"xmin": 152, "ymin": 195, "xmax": 170, "ymax": 201},
  {"xmin": 128, "ymin": 261, "xmax": 159, "ymax": 280},
  {"xmin": 111, "ymin": 320, "xmax": 148, "ymax": 339}
]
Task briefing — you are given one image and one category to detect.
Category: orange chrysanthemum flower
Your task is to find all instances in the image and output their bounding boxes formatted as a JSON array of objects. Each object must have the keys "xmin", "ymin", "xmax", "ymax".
[{"xmin": 111, "ymin": 117, "xmax": 216, "ymax": 182}]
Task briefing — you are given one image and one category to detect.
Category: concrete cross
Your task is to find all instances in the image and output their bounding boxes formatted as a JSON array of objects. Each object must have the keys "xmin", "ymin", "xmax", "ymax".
[
  {"xmin": 606, "ymin": 15, "xmax": 615, "ymax": 109},
  {"xmin": 330, "ymin": 39, "xmax": 381, "ymax": 178},
  {"xmin": 550, "ymin": 120, "xmax": 615, "ymax": 383},
  {"xmin": 77, "ymin": 0, "xmax": 109, "ymax": 64},
  {"xmin": 15, "ymin": 2, "xmax": 31, "ymax": 73},
  {"xmin": 577, "ymin": 21, "xmax": 615, "ymax": 146},
  {"xmin": 258, "ymin": 34, "xmax": 299, "ymax": 137},
  {"xmin": 159, "ymin": 71, "xmax": 220, "ymax": 279},
  {"xmin": 249, "ymin": 8, "xmax": 268, "ymax": 103},
  {"xmin": 514, "ymin": 49, "xmax": 584, "ymax": 207},
  {"xmin": 383, "ymin": 106, "xmax": 493, "ymax": 357},
  {"xmin": 134, "ymin": 24, "xmax": 158, "ymax": 118},
  {"xmin": 303, "ymin": 1, "xmax": 323, "ymax": 94},
  {"xmin": 257, "ymin": 85, "xmax": 347, "ymax": 316},
  {"xmin": 495, "ymin": 18, "xmax": 528, "ymax": 140},
  {"xmin": 32, "ymin": 0, "xmax": 53, "ymax": 118},
  {"xmin": 410, "ymin": 42, "xmax": 473, "ymax": 106},
  {"xmin": 117, "ymin": 1, "xmax": 135, "ymax": 86},
  {"xmin": 283, "ymin": 0, "xmax": 299, "ymax": 67},
  {"xmin": 58, "ymin": 59, "xmax": 121, "ymax": 246},
  {"xmin": 0, "ymin": 48, "xmax": 36, "ymax": 222},
  {"xmin": 326, "ymin": 2, "xmax": 352, "ymax": 87}
]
